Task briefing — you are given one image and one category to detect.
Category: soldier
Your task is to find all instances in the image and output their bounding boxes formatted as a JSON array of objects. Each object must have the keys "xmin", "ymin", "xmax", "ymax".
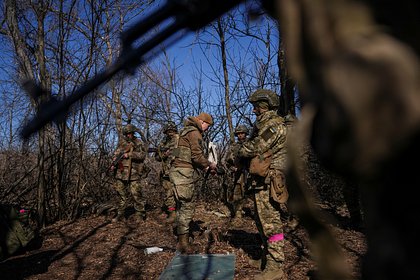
[
  {"xmin": 155, "ymin": 121, "xmax": 179, "ymax": 224},
  {"xmin": 169, "ymin": 112, "xmax": 217, "ymax": 254},
  {"xmin": 237, "ymin": 89, "xmax": 288, "ymax": 280},
  {"xmin": 111, "ymin": 124, "xmax": 148, "ymax": 222},
  {"xmin": 224, "ymin": 124, "xmax": 249, "ymax": 225}
]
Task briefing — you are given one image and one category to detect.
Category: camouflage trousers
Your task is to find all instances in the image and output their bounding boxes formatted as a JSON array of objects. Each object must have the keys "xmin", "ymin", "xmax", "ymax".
[
  {"xmin": 225, "ymin": 171, "xmax": 247, "ymax": 214},
  {"xmin": 113, "ymin": 179, "xmax": 146, "ymax": 215},
  {"xmin": 169, "ymin": 167, "xmax": 196, "ymax": 235},
  {"xmin": 231, "ymin": 184, "xmax": 246, "ymax": 218},
  {"xmin": 230, "ymin": 172, "xmax": 246, "ymax": 202},
  {"xmin": 252, "ymin": 181, "xmax": 285, "ymax": 265},
  {"xmin": 161, "ymin": 176, "xmax": 176, "ymax": 209}
]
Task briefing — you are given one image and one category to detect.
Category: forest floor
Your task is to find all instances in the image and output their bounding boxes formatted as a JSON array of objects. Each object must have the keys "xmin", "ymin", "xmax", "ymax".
[{"xmin": 0, "ymin": 198, "xmax": 366, "ymax": 280}]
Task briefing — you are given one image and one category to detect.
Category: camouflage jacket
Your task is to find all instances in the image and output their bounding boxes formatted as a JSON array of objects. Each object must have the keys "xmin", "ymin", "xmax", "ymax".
[
  {"xmin": 225, "ymin": 139, "xmax": 247, "ymax": 171},
  {"xmin": 114, "ymin": 136, "xmax": 147, "ymax": 181},
  {"xmin": 172, "ymin": 117, "xmax": 210, "ymax": 170},
  {"xmin": 238, "ymin": 110, "xmax": 287, "ymax": 171},
  {"xmin": 155, "ymin": 133, "xmax": 179, "ymax": 177}
]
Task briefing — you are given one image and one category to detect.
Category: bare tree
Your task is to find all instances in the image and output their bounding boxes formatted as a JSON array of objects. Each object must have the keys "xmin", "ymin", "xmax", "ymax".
[{"xmin": 0, "ymin": 0, "xmax": 157, "ymax": 223}]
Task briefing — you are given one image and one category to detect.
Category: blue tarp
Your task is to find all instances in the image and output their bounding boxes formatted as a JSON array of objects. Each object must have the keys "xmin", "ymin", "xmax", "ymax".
[{"xmin": 159, "ymin": 254, "xmax": 235, "ymax": 280}]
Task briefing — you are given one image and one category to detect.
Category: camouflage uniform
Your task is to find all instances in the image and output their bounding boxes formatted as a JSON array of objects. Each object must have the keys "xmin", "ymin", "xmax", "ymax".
[
  {"xmin": 113, "ymin": 124, "xmax": 148, "ymax": 220},
  {"xmin": 224, "ymin": 125, "xmax": 249, "ymax": 222},
  {"xmin": 155, "ymin": 122, "xmax": 179, "ymax": 220},
  {"xmin": 238, "ymin": 89, "xmax": 288, "ymax": 277},
  {"xmin": 170, "ymin": 113, "xmax": 214, "ymax": 253}
]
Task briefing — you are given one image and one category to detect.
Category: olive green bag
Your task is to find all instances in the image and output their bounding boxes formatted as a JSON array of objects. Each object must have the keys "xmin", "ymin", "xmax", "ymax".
[
  {"xmin": 269, "ymin": 170, "xmax": 289, "ymax": 204},
  {"xmin": 249, "ymin": 150, "xmax": 272, "ymax": 177}
]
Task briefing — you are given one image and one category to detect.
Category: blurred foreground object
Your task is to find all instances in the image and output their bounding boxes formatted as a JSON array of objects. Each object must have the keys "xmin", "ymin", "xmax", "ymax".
[
  {"xmin": 275, "ymin": 0, "xmax": 420, "ymax": 279},
  {"xmin": 20, "ymin": 0, "xmax": 244, "ymax": 139}
]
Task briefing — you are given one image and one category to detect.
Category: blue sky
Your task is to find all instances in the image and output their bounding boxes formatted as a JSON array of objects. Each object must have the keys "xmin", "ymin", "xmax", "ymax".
[{"xmin": 0, "ymin": 0, "xmax": 281, "ymax": 147}]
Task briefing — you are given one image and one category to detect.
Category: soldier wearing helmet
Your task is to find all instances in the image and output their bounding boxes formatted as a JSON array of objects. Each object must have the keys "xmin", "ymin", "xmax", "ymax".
[
  {"xmin": 169, "ymin": 112, "xmax": 217, "ymax": 254},
  {"xmin": 237, "ymin": 89, "xmax": 289, "ymax": 278},
  {"xmin": 111, "ymin": 124, "xmax": 148, "ymax": 222},
  {"xmin": 224, "ymin": 124, "xmax": 250, "ymax": 225},
  {"xmin": 163, "ymin": 121, "xmax": 178, "ymax": 133},
  {"xmin": 234, "ymin": 124, "xmax": 249, "ymax": 136},
  {"xmin": 155, "ymin": 121, "xmax": 179, "ymax": 224},
  {"xmin": 122, "ymin": 124, "xmax": 138, "ymax": 135},
  {"xmin": 248, "ymin": 89, "xmax": 280, "ymax": 113}
]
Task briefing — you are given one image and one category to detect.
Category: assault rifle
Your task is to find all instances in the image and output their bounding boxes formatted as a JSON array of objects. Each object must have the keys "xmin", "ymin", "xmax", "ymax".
[
  {"xmin": 108, "ymin": 144, "xmax": 132, "ymax": 175},
  {"xmin": 110, "ymin": 152, "xmax": 125, "ymax": 170},
  {"xmin": 19, "ymin": 0, "xmax": 252, "ymax": 139}
]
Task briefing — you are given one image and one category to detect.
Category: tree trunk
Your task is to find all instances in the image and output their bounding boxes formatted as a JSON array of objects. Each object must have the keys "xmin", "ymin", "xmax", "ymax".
[{"xmin": 217, "ymin": 19, "xmax": 234, "ymax": 144}]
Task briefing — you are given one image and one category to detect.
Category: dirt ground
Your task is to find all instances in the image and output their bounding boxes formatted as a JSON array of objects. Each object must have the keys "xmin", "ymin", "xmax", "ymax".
[{"xmin": 0, "ymin": 199, "xmax": 366, "ymax": 280}]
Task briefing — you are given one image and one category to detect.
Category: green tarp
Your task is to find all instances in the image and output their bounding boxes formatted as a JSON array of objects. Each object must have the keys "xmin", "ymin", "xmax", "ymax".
[{"xmin": 159, "ymin": 254, "xmax": 235, "ymax": 280}]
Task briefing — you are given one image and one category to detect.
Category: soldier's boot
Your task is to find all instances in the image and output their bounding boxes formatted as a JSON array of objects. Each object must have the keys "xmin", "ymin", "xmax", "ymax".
[
  {"xmin": 248, "ymin": 258, "xmax": 261, "ymax": 269},
  {"xmin": 166, "ymin": 210, "xmax": 176, "ymax": 224},
  {"xmin": 177, "ymin": 234, "xmax": 193, "ymax": 254},
  {"xmin": 230, "ymin": 210, "xmax": 243, "ymax": 226},
  {"xmin": 254, "ymin": 259, "xmax": 285, "ymax": 280}
]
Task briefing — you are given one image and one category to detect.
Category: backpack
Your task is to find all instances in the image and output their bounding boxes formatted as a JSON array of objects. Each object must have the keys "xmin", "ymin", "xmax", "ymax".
[{"xmin": 0, "ymin": 204, "xmax": 40, "ymax": 261}]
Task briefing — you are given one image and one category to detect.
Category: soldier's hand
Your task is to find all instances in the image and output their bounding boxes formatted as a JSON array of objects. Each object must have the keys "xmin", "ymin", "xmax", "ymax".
[
  {"xmin": 209, "ymin": 162, "xmax": 218, "ymax": 176},
  {"xmin": 209, "ymin": 162, "xmax": 217, "ymax": 170}
]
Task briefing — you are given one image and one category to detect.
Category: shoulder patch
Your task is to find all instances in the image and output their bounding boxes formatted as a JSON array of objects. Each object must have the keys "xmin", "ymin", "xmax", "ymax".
[{"xmin": 261, "ymin": 126, "xmax": 277, "ymax": 141}]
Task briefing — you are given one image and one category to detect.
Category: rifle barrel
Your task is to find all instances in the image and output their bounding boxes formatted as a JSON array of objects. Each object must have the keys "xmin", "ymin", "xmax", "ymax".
[{"xmin": 19, "ymin": 0, "xmax": 246, "ymax": 139}]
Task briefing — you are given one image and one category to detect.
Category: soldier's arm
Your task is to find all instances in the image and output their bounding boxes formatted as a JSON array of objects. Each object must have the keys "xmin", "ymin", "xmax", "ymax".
[
  {"xmin": 154, "ymin": 141, "xmax": 166, "ymax": 161},
  {"xmin": 130, "ymin": 141, "xmax": 147, "ymax": 162},
  {"xmin": 189, "ymin": 130, "xmax": 211, "ymax": 169},
  {"xmin": 239, "ymin": 121, "xmax": 286, "ymax": 158},
  {"xmin": 114, "ymin": 140, "xmax": 127, "ymax": 157},
  {"xmin": 225, "ymin": 147, "xmax": 235, "ymax": 167}
]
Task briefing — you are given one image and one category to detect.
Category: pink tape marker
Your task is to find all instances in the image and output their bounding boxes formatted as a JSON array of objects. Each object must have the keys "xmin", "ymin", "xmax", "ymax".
[
  {"xmin": 19, "ymin": 209, "xmax": 27, "ymax": 213},
  {"xmin": 268, "ymin": 233, "xmax": 284, "ymax": 243}
]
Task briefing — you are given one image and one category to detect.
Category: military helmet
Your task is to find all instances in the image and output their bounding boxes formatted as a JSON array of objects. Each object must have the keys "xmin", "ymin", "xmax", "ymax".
[
  {"xmin": 234, "ymin": 124, "xmax": 249, "ymax": 135},
  {"xmin": 123, "ymin": 124, "xmax": 138, "ymax": 135},
  {"xmin": 248, "ymin": 89, "xmax": 280, "ymax": 109},
  {"xmin": 164, "ymin": 121, "xmax": 178, "ymax": 133}
]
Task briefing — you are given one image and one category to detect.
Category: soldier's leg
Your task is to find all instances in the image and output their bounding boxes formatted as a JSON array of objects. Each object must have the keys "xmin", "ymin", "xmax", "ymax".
[
  {"xmin": 280, "ymin": 203, "xmax": 299, "ymax": 232},
  {"xmin": 176, "ymin": 192, "xmax": 194, "ymax": 235},
  {"xmin": 162, "ymin": 178, "xmax": 176, "ymax": 222},
  {"xmin": 233, "ymin": 181, "xmax": 246, "ymax": 217},
  {"xmin": 254, "ymin": 188, "xmax": 285, "ymax": 277},
  {"xmin": 113, "ymin": 180, "xmax": 129, "ymax": 220},
  {"xmin": 130, "ymin": 180, "xmax": 146, "ymax": 220},
  {"xmin": 170, "ymin": 167, "xmax": 195, "ymax": 254}
]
